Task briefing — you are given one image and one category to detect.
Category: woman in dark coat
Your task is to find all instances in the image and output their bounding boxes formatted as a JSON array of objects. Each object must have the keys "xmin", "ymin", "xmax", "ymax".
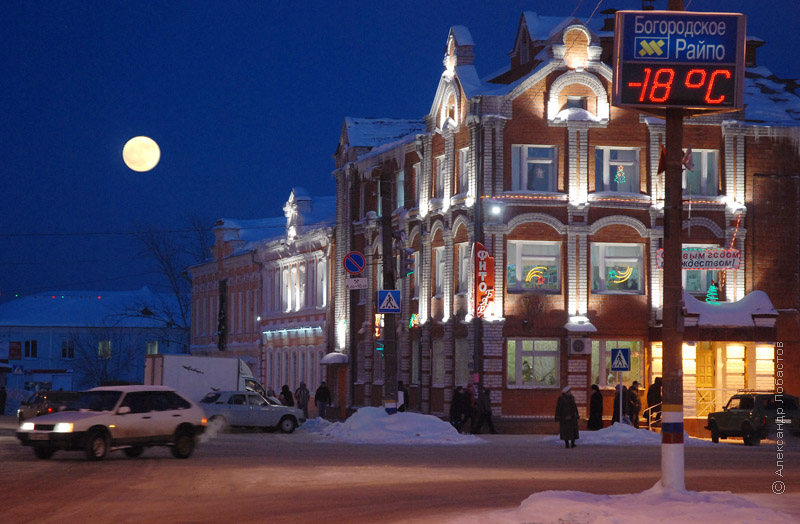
[
  {"xmin": 555, "ymin": 386, "xmax": 579, "ymax": 448},
  {"xmin": 588, "ymin": 384, "xmax": 604, "ymax": 430},
  {"xmin": 647, "ymin": 377, "xmax": 663, "ymax": 424},
  {"xmin": 279, "ymin": 385, "xmax": 294, "ymax": 407}
]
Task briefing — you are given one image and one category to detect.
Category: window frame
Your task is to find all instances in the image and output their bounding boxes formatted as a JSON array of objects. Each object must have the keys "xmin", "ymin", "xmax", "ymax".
[
  {"xmin": 506, "ymin": 338, "xmax": 560, "ymax": 389},
  {"xmin": 434, "ymin": 155, "xmax": 445, "ymax": 199},
  {"xmin": 512, "ymin": 145, "xmax": 558, "ymax": 192},
  {"xmin": 591, "ymin": 242, "xmax": 645, "ymax": 294},
  {"xmin": 456, "ymin": 242, "xmax": 470, "ymax": 294},
  {"xmin": 591, "ymin": 339, "xmax": 644, "ymax": 389},
  {"xmin": 595, "ymin": 146, "xmax": 640, "ymax": 194},
  {"xmin": 682, "ymin": 149, "xmax": 719, "ymax": 197},
  {"xmin": 682, "ymin": 244, "xmax": 722, "ymax": 298},
  {"xmin": 457, "ymin": 147, "xmax": 470, "ymax": 195},
  {"xmin": 433, "ymin": 246, "xmax": 445, "ymax": 297},
  {"xmin": 506, "ymin": 240, "xmax": 562, "ymax": 294}
]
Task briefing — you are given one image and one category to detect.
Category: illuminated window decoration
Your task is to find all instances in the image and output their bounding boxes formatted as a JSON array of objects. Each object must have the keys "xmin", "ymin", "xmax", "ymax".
[
  {"xmin": 525, "ymin": 266, "xmax": 549, "ymax": 285},
  {"xmin": 374, "ymin": 313, "xmax": 384, "ymax": 338},
  {"xmin": 408, "ymin": 313, "xmax": 420, "ymax": 329},
  {"xmin": 705, "ymin": 281, "xmax": 719, "ymax": 303},
  {"xmin": 609, "ymin": 266, "xmax": 633, "ymax": 284},
  {"xmin": 614, "ymin": 165, "xmax": 626, "ymax": 184}
]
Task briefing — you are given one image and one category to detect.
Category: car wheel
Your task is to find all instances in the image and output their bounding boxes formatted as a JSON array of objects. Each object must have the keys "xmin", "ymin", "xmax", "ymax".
[
  {"xmin": 85, "ymin": 430, "xmax": 109, "ymax": 461},
  {"xmin": 279, "ymin": 416, "xmax": 297, "ymax": 434},
  {"xmin": 209, "ymin": 415, "xmax": 229, "ymax": 433},
  {"xmin": 124, "ymin": 446, "xmax": 144, "ymax": 458},
  {"xmin": 171, "ymin": 431, "xmax": 195, "ymax": 459},
  {"xmin": 34, "ymin": 447, "xmax": 55, "ymax": 460},
  {"xmin": 742, "ymin": 425, "xmax": 760, "ymax": 446},
  {"xmin": 708, "ymin": 422, "xmax": 720, "ymax": 444}
]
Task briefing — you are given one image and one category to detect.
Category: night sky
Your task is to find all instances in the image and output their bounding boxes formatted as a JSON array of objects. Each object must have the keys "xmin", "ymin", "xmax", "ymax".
[{"xmin": 2, "ymin": 1, "xmax": 799, "ymax": 300}]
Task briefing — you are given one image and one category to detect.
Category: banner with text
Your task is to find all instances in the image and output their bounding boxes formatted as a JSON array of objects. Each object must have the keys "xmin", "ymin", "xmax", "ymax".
[{"xmin": 473, "ymin": 242, "xmax": 495, "ymax": 318}]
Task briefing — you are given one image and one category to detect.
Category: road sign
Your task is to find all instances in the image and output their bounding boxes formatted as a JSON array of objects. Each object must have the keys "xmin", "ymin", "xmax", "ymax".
[
  {"xmin": 13, "ymin": 365, "xmax": 23, "ymax": 375},
  {"xmin": 343, "ymin": 251, "xmax": 366, "ymax": 275},
  {"xmin": 613, "ymin": 10, "xmax": 745, "ymax": 112},
  {"xmin": 345, "ymin": 277, "xmax": 369, "ymax": 290},
  {"xmin": 377, "ymin": 290, "xmax": 401, "ymax": 314},
  {"xmin": 611, "ymin": 347, "xmax": 631, "ymax": 372}
]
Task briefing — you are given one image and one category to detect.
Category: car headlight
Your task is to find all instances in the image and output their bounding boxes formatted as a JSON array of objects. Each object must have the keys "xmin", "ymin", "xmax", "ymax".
[
  {"xmin": 21, "ymin": 422, "xmax": 35, "ymax": 431},
  {"xmin": 53, "ymin": 423, "xmax": 74, "ymax": 433}
]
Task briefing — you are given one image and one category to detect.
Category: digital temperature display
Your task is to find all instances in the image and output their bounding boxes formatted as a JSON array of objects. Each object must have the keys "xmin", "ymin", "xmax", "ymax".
[
  {"xmin": 619, "ymin": 63, "xmax": 736, "ymax": 108},
  {"xmin": 612, "ymin": 11, "xmax": 745, "ymax": 114}
]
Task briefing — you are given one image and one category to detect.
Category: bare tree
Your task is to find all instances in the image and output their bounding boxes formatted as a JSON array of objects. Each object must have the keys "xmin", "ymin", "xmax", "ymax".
[{"xmin": 70, "ymin": 328, "xmax": 142, "ymax": 389}]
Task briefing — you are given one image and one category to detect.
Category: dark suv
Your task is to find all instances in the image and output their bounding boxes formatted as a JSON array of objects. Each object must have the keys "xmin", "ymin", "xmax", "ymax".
[
  {"xmin": 17, "ymin": 391, "xmax": 79, "ymax": 423},
  {"xmin": 706, "ymin": 392, "xmax": 800, "ymax": 446}
]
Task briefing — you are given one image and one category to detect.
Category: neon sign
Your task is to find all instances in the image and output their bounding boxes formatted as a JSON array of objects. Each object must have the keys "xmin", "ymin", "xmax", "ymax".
[{"xmin": 525, "ymin": 266, "xmax": 548, "ymax": 285}]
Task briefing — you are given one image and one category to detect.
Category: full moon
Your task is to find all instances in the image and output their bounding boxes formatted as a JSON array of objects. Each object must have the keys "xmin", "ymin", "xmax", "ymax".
[{"xmin": 122, "ymin": 136, "xmax": 161, "ymax": 172}]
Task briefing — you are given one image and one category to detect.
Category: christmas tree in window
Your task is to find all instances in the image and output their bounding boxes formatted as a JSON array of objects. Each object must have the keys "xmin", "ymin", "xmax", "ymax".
[{"xmin": 705, "ymin": 281, "xmax": 719, "ymax": 303}]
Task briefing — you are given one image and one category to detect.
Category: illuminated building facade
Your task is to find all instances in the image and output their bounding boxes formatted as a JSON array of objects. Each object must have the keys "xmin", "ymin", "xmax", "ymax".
[{"xmin": 332, "ymin": 11, "xmax": 800, "ymax": 433}]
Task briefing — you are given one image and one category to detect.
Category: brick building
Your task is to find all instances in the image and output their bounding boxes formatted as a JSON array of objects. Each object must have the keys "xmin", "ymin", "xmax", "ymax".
[
  {"xmin": 332, "ymin": 11, "xmax": 800, "ymax": 433},
  {"xmin": 189, "ymin": 188, "xmax": 337, "ymax": 407}
]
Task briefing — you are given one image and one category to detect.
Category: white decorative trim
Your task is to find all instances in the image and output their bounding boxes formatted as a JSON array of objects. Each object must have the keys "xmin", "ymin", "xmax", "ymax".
[
  {"xmin": 548, "ymin": 71, "xmax": 609, "ymax": 121},
  {"xmin": 681, "ymin": 217, "xmax": 724, "ymax": 238},
  {"xmin": 589, "ymin": 215, "xmax": 649, "ymax": 237},
  {"xmin": 507, "ymin": 213, "xmax": 568, "ymax": 235}
]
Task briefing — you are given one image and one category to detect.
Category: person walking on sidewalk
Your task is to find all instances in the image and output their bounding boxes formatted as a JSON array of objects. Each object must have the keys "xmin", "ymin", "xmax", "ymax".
[
  {"xmin": 555, "ymin": 386, "xmax": 579, "ymax": 448},
  {"xmin": 472, "ymin": 388, "xmax": 497, "ymax": 434},
  {"xmin": 294, "ymin": 382, "xmax": 310, "ymax": 419},
  {"xmin": 315, "ymin": 381, "xmax": 332, "ymax": 419}
]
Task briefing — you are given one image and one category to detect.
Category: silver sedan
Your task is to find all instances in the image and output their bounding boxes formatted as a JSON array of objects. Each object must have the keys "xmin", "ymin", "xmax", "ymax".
[{"xmin": 200, "ymin": 391, "xmax": 305, "ymax": 433}]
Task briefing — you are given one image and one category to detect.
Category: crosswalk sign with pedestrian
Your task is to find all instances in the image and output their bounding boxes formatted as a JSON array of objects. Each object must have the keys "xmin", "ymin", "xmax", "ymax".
[
  {"xmin": 610, "ymin": 347, "xmax": 631, "ymax": 372},
  {"xmin": 377, "ymin": 290, "xmax": 401, "ymax": 313}
]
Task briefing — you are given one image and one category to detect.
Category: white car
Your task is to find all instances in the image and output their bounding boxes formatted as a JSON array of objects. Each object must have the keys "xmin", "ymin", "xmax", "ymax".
[
  {"xmin": 16, "ymin": 385, "xmax": 207, "ymax": 460},
  {"xmin": 200, "ymin": 390, "xmax": 305, "ymax": 433}
]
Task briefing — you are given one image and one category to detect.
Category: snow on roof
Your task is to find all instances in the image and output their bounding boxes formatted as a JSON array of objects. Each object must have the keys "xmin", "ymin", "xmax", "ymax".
[
  {"xmin": 343, "ymin": 117, "xmax": 426, "ymax": 148},
  {"xmin": 449, "ymin": 25, "xmax": 473, "ymax": 46},
  {"xmin": 682, "ymin": 290, "xmax": 778, "ymax": 328},
  {"xmin": 553, "ymin": 107, "xmax": 605, "ymax": 122},
  {"xmin": 743, "ymin": 67, "xmax": 800, "ymax": 124},
  {"xmin": 0, "ymin": 287, "xmax": 182, "ymax": 328},
  {"xmin": 521, "ymin": 11, "xmax": 577, "ymax": 42}
]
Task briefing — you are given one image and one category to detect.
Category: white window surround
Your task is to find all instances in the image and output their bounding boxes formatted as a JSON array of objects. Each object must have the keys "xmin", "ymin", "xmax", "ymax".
[
  {"xmin": 595, "ymin": 147, "xmax": 640, "ymax": 194},
  {"xmin": 506, "ymin": 240, "xmax": 561, "ymax": 293},
  {"xmin": 456, "ymin": 242, "xmax": 469, "ymax": 293},
  {"xmin": 591, "ymin": 243, "xmax": 644, "ymax": 294},
  {"xmin": 512, "ymin": 145, "xmax": 558, "ymax": 192},
  {"xmin": 506, "ymin": 339, "xmax": 560, "ymax": 388}
]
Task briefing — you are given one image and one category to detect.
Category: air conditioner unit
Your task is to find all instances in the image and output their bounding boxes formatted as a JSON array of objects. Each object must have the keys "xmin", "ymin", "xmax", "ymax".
[{"xmin": 569, "ymin": 337, "xmax": 592, "ymax": 355}]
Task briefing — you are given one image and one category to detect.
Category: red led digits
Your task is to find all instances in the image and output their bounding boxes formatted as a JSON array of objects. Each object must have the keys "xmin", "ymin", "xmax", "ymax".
[
  {"xmin": 626, "ymin": 66, "xmax": 733, "ymax": 106},
  {"xmin": 705, "ymin": 69, "xmax": 731, "ymax": 104}
]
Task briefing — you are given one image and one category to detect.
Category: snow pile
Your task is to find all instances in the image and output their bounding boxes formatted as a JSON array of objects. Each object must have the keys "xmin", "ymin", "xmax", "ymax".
[
  {"xmin": 541, "ymin": 422, "xmax": 713, "ymax": 446},
  {"xmin": 449, "ymin": 484, "xmax": 795, "ymax": 524},
  {"xmin": 299, "ymin": 407, "xmax": 482, "ymax": 445}
]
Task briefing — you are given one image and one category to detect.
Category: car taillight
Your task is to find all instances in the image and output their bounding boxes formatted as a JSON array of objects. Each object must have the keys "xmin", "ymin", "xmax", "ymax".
[
  {"xmin": 761, "ymin": 416, "xmax": 767, "ymax": 426},
  {"xmin": 48, "ymin": 407, "xmax": 53, "ymax": 413}
]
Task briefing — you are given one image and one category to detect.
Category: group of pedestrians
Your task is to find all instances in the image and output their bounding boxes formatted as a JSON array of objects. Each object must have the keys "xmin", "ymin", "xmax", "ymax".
[
  {"xmin": 555, "ymin": 378, "xmax": 664, "ymax": 448},
  {"xmin": 449, "ymin": 385, "xmax": 497, "ymax": 434},
  {"xmin": 269, "ymin": 381, "xmax": 332, "ymax": 419}
]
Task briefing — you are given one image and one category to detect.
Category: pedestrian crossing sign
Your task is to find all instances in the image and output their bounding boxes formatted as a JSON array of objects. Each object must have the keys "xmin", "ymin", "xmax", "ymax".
[
  {"xmin": 611, "ymin": 347, "xmax": 631, "ymax": 372},
  {"xmin": 377, "ymin": 290, "xmax": 401, "ymax": 313}
]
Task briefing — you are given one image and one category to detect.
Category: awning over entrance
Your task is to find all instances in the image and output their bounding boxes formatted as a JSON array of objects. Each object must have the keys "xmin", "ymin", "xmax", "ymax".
[
  {"xmin": 320, "ymin": 352, "xmax": 349, "ymax": 365},
  {"xmin": 682, "ymin": 290, "xmax": 778, "ymax": 328}
]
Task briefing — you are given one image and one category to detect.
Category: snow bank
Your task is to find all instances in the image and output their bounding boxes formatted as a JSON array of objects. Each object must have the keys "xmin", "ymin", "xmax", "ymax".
[
  {"xmin": 449, "ymin": 483, "xmax": 795, "ymax": 524},
  {"xmin": 299, "ymin": 406, "xmax": 482, "ymax": 445},
  {"xmin": 541, "ymin": 422, "xmax": 713, "ymax": 446}
]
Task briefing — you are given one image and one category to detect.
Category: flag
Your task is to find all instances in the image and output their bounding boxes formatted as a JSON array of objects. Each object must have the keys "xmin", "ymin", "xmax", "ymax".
[
  {"xmin": 657, "ymin": 144, "xmax": 667, "ymax": 174},
  {"xmin": 682, "ymin": 146, "xmax": 694, "ymax": 171}
]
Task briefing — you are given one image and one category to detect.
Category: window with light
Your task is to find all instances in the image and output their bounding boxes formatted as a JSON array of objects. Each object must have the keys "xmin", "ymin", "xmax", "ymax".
[
  {"xmin": 591, "ymin": 340, "xmax": 643, "ymax": 388},
  {"xmin": 683, "ymin": 149, "xmax": 718, "ymax": 196},
  {"xmin": 595, "ymin": 147, "xmax": 640, "ymax": 193},
  {"xmin": 506, "ymin": 339, "xmax": 560, "ymax": 388},
  {"xmin": 507, "ymin": 241, "xmax": 561, "ymax": 293},
  {"xmin": 591, "ymin": 243, "xmax": 644, "ymax": 294}
]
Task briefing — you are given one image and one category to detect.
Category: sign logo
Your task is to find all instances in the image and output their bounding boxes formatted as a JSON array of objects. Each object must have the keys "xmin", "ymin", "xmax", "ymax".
[
  {"xmin": 377, "ymin": 290, "xmax": 401, "ymax": 314},
  {"xmin": 611, "ymin": 347, "xmax": 631, "ymax": 372},
  {"xmin": 637, "ymin": 38, "xmax": 667, "ymax": 57},
  {"xmin": 473, "ymin": 242, "xmax": 495, "ymax": 318}
]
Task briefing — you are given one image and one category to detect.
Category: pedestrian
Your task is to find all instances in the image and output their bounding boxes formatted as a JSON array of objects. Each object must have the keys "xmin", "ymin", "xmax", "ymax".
[
  {"xmin": 279, "ymin": 385, "xmax": 294, "ymax": 407},
  {"xmin": 397, "ymin": 381, "xmax": 410, "ymax": 412},
  {"xmin": 588, "ymin": 384, "xmax": 604, "ymax": 431},
  {"xmin": 294, "ymin": 382, "xmax": 310, "ymax": 419},
  {"xmin": 628, "ymin": 381, "xmax": 642, "ymax": 429},
  {"xmin": 612, "ymin": 383, "xmax": 629, "ymax": 424},
  {"xmin": 647, "ymin": 377, "xmax": 663, "ymax": 425},
  {"xmin": 472, "ymin": 388, "xmax": 497, "ymax": 434},
  {"xmin": 463, "ymin": 383, "xmax": 477, "ymax": 433},
  {"xmin": 315, "ymin": 381, "xmax": 332, "ymax": 419},
  {"xmin": 449, "ymin": 386, "xmax": 469, "ymax": 432},
  {"xmin": 555, "ymin": 385, "xmax": 579, "ymax": 448},
  {"xmin": 0, "ymin": 386, "xmax": 6, "ymax": 416}
]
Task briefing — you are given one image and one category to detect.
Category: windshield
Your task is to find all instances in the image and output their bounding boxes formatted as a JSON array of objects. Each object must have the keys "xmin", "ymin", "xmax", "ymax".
[{"xmin": 67, "ymin": 391, "xmax": 122, "ymax": 412}]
